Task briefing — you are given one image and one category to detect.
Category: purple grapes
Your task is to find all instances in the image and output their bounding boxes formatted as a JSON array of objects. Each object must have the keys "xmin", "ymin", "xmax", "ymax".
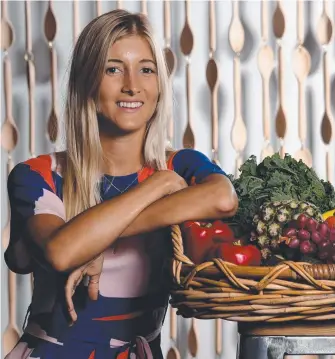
[{"xmin": 281, "ymin": 218, "xmax": 334, "ymax": 263}]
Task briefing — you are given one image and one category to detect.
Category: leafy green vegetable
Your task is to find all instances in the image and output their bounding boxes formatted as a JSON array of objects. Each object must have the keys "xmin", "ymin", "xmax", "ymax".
[{"xmin": 227, "ymin": 153, "xmax": 335, "ymax": 231}]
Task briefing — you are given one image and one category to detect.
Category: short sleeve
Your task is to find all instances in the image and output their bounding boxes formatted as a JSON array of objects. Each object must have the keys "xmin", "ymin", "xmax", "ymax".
[
  {"xmin": 170, "ymin": 149, "xmax": 227, "ymax": 185},
  {"xmin": 5, "ymin": 160, "xmax": 65, "ymax": 273}
]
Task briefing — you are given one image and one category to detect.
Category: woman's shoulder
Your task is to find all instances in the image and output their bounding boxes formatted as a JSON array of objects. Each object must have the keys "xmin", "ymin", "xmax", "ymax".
[
  {"xmin": 13, "ymin": 151, "xmax": 66, "ymax": 176},
  {"xmin": 9, "ymin": 151, "xmax": 67, "ymax": 193},
  {"xmin": 165, "ymin": 148, "xmax": 226, "ymax": 183},
  {"xmin": 166, "ymin": 148, "xmax": 211, "ymax": 168}
]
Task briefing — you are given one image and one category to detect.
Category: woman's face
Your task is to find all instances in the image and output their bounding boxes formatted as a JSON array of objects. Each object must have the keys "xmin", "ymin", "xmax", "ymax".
[{"xmin": 98, "ymin": 35, "xmax": 159, "ymax": 134}]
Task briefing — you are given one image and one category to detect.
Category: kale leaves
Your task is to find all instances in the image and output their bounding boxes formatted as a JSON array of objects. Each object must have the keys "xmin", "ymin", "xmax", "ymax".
[{"xmin": 227, "ymin": 153, "xmax": 335, "ymax": 231}]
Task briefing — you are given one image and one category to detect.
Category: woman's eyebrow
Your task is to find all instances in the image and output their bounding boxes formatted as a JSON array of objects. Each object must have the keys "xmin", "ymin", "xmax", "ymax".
[
  {"xmin": 107, "ymin": 58, "xmax": 156, "ymax": 65},
  {"xmin": 139, "ymin": 59, "xmax": 156, "ymax": 66},
  {"xmin": 107, "ymin": 58, "xmax": 123, "ymax": 63}
]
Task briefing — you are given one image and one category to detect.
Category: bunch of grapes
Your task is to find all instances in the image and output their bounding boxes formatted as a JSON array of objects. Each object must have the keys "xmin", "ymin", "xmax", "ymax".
[{"xmin": 281, "ymin": 214, "xmax": 335, "ymax": 263}]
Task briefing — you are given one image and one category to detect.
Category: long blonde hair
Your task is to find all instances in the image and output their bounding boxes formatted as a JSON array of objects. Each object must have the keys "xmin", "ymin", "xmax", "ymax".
[{"xmin": 63, "ymin": 9, "xmax": 172, "ymax": 220}]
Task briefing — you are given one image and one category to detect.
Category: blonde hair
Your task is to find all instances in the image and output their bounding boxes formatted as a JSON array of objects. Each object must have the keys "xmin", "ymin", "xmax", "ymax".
[{"xmin": 63, "ymin": 9, "xmax": 172, "ymax": 220}]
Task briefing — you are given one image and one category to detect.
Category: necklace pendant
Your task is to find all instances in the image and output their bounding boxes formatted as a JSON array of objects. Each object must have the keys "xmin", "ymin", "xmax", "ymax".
[{"xmin": 103, "ymin": 165, "xmax": 144, "ymax": 195}]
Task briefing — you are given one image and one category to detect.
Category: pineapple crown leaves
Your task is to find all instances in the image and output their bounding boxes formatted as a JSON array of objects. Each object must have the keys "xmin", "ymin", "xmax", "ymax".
[{"xmin": 227, "ymin": 153, "xmax": 335, "ymax": 230}]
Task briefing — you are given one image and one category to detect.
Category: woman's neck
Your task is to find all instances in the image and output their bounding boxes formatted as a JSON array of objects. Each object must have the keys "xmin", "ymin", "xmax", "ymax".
[{"xmin": 100, "ymin": 131, "xmax": 145, "ymax": 176}]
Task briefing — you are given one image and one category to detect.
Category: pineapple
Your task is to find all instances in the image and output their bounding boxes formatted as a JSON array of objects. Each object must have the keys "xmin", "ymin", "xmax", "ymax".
[{"xmin": 251, "ymin": 200, "xmax": 323, "ymax": 259}]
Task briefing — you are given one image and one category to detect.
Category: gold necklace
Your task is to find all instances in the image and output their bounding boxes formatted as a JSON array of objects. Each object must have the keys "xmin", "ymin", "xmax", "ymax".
[{"xmin": 103, "ymin": 165, "xmax": 144, "ymax": 194}]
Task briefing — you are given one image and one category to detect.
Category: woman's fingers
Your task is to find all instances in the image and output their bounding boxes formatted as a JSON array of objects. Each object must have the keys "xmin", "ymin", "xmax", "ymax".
[
  {"xmin": 64, "ymin": 255, "xmax": 104, "ymax": 324},
  {"xmin": 87, "ymin": 255, "xmax": 104, "ymax": 301},
  {"xmin": 65, "ymin": 269, "xmax": 83, "ymax": 324},
  {"xmin": 87, "ymin": 274, "xmax": 101, "ymax": 301}
]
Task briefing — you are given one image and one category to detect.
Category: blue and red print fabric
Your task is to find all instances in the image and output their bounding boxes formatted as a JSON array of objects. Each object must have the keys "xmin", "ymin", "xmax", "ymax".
[{"xmin": 5, "ymin": 149, "xmax": 226, "ymax": 359}]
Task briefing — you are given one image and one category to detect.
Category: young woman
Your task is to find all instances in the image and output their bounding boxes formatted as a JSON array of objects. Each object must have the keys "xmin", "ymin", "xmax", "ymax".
[{"xmin": 5, "ymin": 9, "xmax": 238, "ymax": 359}]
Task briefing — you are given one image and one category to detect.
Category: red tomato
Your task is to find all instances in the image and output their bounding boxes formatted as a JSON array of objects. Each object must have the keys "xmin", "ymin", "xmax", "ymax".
[
  {"xmin": 182, "ymin": 221, "xmax": 214, "ymax": 264},
  {"xmin": 205, "ymin": 243, "xmax": 262, "ymax": 266},
  {"xmin": 211, "ymin": 220, "xmax": 235, "ymax": 243},
  {"xmin": 326, "ymin": 216, "xmax": 335, "ymax": 229}
]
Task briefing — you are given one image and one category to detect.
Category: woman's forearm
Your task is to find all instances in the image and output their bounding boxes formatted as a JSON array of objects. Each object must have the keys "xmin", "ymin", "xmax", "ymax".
[
  {"xmin": 120, "ymin": 174, "xmax": 238, "ymax": 237},
  {"xmin": 29, "ymin": 172, "xmax": 173, "ymax": 272}
]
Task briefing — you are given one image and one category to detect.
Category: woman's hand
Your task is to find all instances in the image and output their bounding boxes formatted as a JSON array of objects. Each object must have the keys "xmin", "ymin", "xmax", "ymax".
[
  {"xmin": 150, "ymin": 170, "xmax": 188, "ymax": 195},
  {"xmin": 165, "ymin": 171, "xmax": 188, "ymax": 194},
  {"xmin": 65, "ymin": 254, "xmax": 104, "ymax": 324}
]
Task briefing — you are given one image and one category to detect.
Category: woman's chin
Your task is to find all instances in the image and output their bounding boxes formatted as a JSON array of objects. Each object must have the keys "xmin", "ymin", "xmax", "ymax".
[
  {"xmin": 98, "ymin": 112, "xmax": 150, "ymax": 136},
  {"xmin": 102, "ymin": 123, "xmax": 147, "ymax": 136}
]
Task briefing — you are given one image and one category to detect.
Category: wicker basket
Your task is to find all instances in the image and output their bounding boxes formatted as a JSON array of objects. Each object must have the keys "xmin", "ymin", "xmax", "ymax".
[{"xmin": 169, "ymin": 224, "xmax": 335, "ymax": 323}]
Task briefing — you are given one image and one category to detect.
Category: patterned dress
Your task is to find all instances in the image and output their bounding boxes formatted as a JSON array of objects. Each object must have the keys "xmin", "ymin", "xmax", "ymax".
[{"xmin": 4, "ymin": 149, "xmax": 226, "ymax": 359}]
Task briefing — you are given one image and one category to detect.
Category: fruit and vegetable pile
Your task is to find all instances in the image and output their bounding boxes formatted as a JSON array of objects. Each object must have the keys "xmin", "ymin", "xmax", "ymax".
[
  {"xmin": 182, "ymin": 220, "xmax": 262, "ymax": 266},
  {"xmin": 181, "ymin": 154, "xmax": 335, "ymax": 267}
]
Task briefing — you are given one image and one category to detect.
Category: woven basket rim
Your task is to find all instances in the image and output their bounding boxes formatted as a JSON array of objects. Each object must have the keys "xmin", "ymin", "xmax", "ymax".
[{"xmin": 170, "ymin": 224, "xmax": 335, "ymax": 322}]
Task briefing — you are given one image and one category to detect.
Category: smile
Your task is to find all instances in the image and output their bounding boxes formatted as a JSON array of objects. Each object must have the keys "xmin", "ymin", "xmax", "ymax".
[{"xmin": 117, "ymin": 101, "xmax": 143, "ymax": 109}]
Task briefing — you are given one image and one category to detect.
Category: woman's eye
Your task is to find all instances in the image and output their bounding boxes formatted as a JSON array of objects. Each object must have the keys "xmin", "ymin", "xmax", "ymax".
[
  {"xmin": 106, "ymin": 67, "xmax": 121, "ymax": 74},
  {"xmin": 141, "ymin": 67, "xmax": 155, "ymax": 74}
]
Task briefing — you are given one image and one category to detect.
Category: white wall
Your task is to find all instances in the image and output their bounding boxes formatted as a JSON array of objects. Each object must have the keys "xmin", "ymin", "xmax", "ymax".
[{"xmin": 1, "ymin": 1, "xmax": 335, "ymax": 358}]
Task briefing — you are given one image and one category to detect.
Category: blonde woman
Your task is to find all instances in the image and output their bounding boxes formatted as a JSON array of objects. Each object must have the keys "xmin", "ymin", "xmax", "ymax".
[{"xmin": 5, "ymin": 9, "xmax": 238, "ymax": 359}]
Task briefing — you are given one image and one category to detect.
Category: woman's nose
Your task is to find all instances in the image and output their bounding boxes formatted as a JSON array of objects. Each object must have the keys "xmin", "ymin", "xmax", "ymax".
[{"xmin": 121, "ymin": 71, "xmax": 141, "ymax": 95}]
